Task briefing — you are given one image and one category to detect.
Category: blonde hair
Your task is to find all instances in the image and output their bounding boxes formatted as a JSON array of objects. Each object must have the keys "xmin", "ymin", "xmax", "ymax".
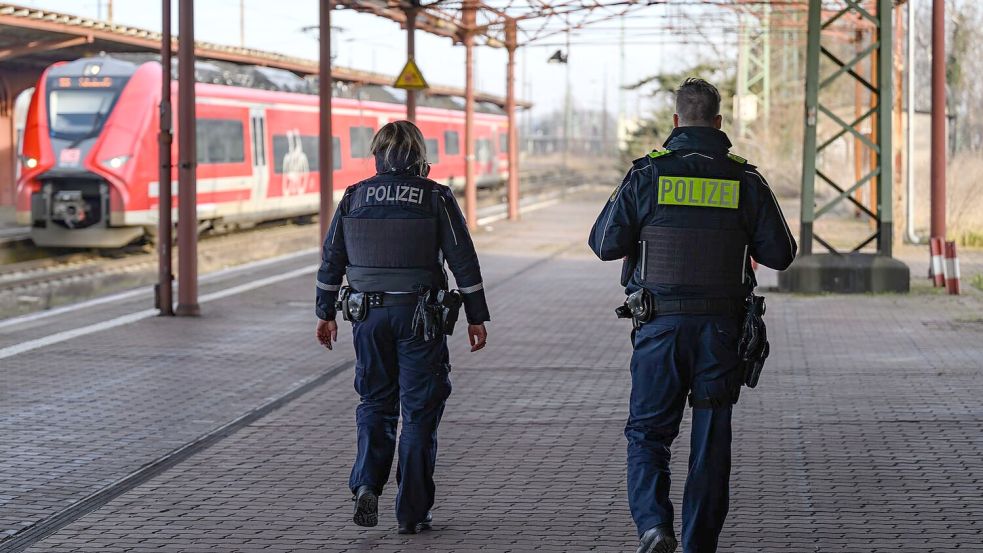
[{"xmin": 370, "ymin": 120, "xmax": 428, "ymax": 171}]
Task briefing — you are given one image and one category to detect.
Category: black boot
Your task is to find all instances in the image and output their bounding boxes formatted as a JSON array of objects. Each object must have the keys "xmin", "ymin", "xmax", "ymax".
[
  {"xmin": 352, "ymin": 485, "xmax": 378, "ymax": 527},
  {"xmin": 636, "ymin": 525, "xmax": 677, "ymax": 553},
  {"xmin": 397, "ymin": 511, "xmax": 433, "ymax": 534}
]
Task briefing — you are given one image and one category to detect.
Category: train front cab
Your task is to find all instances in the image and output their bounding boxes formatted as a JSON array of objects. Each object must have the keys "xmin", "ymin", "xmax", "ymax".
[{"xmin": 16, "ymin": 57, "xmax": 151, "ymax": 248}]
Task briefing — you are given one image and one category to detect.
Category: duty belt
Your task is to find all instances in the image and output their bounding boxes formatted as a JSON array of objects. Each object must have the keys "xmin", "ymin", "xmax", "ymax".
[
  {"xmin": 650, "ymin": 298, "xmax": 744, "ymax": 317},
  {"xmin": 365, "ymin": 293, "xmax": 420, "ymax": 307},
  {"xmin": 617, "ymin": 290, "xmax": 744, "ymax": 329},
  {"xmin": 337, "ymin": 288, "xmax": 421, "ymax": 323}
]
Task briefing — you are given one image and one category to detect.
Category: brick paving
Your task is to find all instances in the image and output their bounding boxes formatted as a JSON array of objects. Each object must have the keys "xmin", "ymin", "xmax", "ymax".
[{"xmin": 1, "ymin": 190, "xmax": 982, "ymax": 552}]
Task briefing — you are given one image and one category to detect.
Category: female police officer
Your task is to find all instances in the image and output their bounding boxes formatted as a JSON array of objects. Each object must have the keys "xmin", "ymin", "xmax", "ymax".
[{"xmin": 314, "ymin": 121, "xmax": 490, "ymax": 535}]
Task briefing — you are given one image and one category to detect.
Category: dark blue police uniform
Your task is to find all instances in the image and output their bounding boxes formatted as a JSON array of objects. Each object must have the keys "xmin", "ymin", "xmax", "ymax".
[
  {"xmin": 316, "ymin": 154, "xmax": 490, "ymax": 527},
  {"xmin": 589, "ymin": 127, "xmax": 796, "ymax": 552}
]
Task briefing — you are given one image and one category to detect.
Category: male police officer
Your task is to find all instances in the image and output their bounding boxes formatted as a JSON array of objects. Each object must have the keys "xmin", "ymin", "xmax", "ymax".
[
  {"xmin": 315, "ymin": 121, "xmax": 489, "ymax": 534},
  {"xmin": 589, "ymin": 79, "xmax": 796, "ymax": 553}
]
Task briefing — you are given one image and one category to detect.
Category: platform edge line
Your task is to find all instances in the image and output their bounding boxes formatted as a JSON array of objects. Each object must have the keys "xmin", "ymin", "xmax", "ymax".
[
  {"xmin": 0, "ymin": 247, "xmax": 318, "ymax": 331},
  {"xmin": 0, "ymin": 265, "xmax": 316, "ymax": 360}
]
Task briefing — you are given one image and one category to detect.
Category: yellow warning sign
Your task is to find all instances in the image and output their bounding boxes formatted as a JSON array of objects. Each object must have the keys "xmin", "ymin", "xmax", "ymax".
[{"xmin": 394, "ymin": 59, "xmax": 429, "ymax": 90}]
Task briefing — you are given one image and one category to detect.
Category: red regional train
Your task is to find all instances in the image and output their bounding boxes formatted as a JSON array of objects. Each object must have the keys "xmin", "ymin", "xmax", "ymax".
[{"xmin": 15, "ymin": 55, "xmax": 509, "ymax": 248}]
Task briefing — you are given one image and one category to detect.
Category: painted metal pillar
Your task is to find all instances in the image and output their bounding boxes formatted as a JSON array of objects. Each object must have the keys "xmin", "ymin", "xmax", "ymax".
[
  {"xmin": 505, "ymin": 18, "xmax": 519, "ymax": 221},
  {"xmin": 869, "ymin": 47, "xmax": 879, "ymax": 230},
  {"xmin": 893, "ymin": 7, "xmax": 905, "ymax": 245},
  {"xmin": 877, "ymin": 0, "xmax": 894, "ymax": 255},
  {"xmin": 319, "ymin": 0, "xmax": 334, "ymax": 241},
  {"xmin": 0, "ymin": 107, "xmax": 13, "ymax": 207},
  {"xmin": 175, "ymin": 0, "xmax": 199, "ymax": 317},
  {"xmin": 157, "ymin": 0, "xmax": 174, "ymax": 316},
  {"xmin": 735, "ymin": 4, "xmax": 770, "ymax": 140},
  {"xmin": 783, "ymin": 0, "xmax": 909, "ymax": 293},
  {"xmin": 930, "ymin": 0, "xmax": 945, "ymax": 240},
  {"xmin": 798, "ymin": 0, "xmax": 821, "ymax": 256},
  {"xmin": 905, "ymin": 0, "xmax": 922, "ymax": 244},
  {"xmin": 562, "ymin": 29, "xmax": 570, "ymax": 166},
  {"xmin": 462, "ymin": 0, "xmax": 477, "ymax": 229},
  {"xmin": 405, "ymin": 3, "xmax": 417, "ymax": 123},
  {"xmin": 852, "ymin": 29, "xmax": 865, "ymax": 215}
]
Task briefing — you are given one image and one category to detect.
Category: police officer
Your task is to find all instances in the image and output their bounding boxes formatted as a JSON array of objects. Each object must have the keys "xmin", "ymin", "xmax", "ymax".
[
  {"xmin": 315, "ymin": 121, "xmax": 490, "ymax": 534},
  {"xmin": 589, "ymin": 79, "xmax": 796, "ymax": 553}
]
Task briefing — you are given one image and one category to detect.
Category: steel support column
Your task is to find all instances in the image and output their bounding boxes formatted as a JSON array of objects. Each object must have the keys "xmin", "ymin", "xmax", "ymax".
[
  {"xmin": 798, "ymin": 0, "xmax": 820, "ymax": 256},
  {"xmin": 505, "ymin": 18, "xmax": 519, "ymax": 221},
  {"xmin": 462, "ymin": 0, "xmax": 477, "ymax": 229},
  {"xmin": 876, "ymin": 0, "xmax": 894, "ymax": 252},
  {"xmin": 781, "ymin": 0, "xmax": 909, "ymax": 293},
  {"xmin": 319, "ymin": 0, "xmax": 334, "ymax": 241},
  {"xmin": 157, "ymin": 0, "xmax": 174, "ymax": 316},
  {"xmin": 405, "ymin": 2, "xmax": 417, "ymax": 123},
  {"xmin": 175, "ymin": 0, "xmax": 199, "ymax": 316},
  {"xmin": 930, "ymin": 0, "xmax": 945, "ymax": 240},
  {"xmin": 736, "ymin": 4, "xmax": 770, "ymax": 141}
]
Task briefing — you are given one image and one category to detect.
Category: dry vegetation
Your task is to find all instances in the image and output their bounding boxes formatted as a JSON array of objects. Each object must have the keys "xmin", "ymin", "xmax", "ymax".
[{"xmin": 946, "ymin": 154, "xmax": 983, "ymax": 247}]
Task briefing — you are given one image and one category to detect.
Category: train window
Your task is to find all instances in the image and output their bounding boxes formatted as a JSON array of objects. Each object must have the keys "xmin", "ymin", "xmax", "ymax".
[
  {"xmin": 272, "ymin": 133, "xmax": 320, "ymax": 173},
  {"xmin": 476, "ymin": 138, "xmax": 494, "ymax": 163},
  {"xmin": 499, "ymin": 133, "xmax": 508, "ymax": 153},
  {"xmin": 257, "ymin": 118, "xmax": 266, "ymax": 164},
  {"xmin": 444, "ymin": 131, "xmax": 460, "ymax": 155},
  {"xmin": 46, "ymin": 87, "xmax": 121, "ymax": 140},
  {"xmin": 250, "ymin": 116, "xmax": 267, "ymax": 166},
  {"xmin": 350, "ymin": 126, "xmax": 374, "ymax": 158},
  {"xmin": 333, "ymin": 137, "xmax": 342, "ymax": 170},
  {"xmin": 197, "ymin": 119, "xmax": 245, "ymax": 164},
  {"xmin": 424, "ymin": 138, "xmax": 439, "ymax": 164}
]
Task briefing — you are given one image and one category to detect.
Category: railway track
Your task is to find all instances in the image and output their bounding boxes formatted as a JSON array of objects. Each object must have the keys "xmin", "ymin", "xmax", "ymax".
[{"xmin": 0, "ymin": 172, "xmax": 597, "ymax": 319}]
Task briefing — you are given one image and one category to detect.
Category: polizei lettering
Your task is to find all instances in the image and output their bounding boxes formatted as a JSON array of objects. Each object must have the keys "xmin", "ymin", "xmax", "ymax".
[
  {"xmin": 365, "ymin": 185, "xmax": 424, "ymax": 205},
  {"xmin": 657, "ymin": 176, "xmax": 740, "ymax": 209}
]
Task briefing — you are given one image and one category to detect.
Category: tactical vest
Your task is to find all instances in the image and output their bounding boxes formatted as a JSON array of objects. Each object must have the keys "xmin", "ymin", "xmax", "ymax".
[
  {"xmin": 343, "ymin": 176, "xmax": 443, "ymax": 293},
  {"xmin": 638, "ymin": 150, "xmax": 751, "ymax": 290}
]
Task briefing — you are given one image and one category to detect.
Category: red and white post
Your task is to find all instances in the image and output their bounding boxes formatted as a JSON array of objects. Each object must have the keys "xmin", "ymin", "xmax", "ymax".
[
  {"xmin": 943, "ymin": 241, "xmax": 960, "ymax": 295},
  {"xmin": 929, "ymin": 237, "xmax": 945, "ymax": 287}
]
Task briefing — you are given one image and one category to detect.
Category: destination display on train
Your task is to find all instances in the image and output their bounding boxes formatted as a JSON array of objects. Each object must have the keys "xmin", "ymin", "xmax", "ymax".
[{"xmin": 55, "ymin": 76, "xmax": 116, "ymax": 88}]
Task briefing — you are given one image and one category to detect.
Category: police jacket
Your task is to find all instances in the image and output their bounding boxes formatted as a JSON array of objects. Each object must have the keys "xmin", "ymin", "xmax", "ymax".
[
  {"xmin": 315, "ymin": 155, "xmax": 490, "ymax": 324},
  {"xmin": 589, "ymin": 126, "xmax": 797, "ymax": 300}
]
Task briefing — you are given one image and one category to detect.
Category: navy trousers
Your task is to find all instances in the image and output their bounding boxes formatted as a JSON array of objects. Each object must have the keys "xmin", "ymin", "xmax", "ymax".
[
  {"xmin": 347, "ymin": 303, "xmax": 452, "ymax": 525},
  {"xmin": 626, "ymin": 314, "xmax": 744, "ymax": 553}
]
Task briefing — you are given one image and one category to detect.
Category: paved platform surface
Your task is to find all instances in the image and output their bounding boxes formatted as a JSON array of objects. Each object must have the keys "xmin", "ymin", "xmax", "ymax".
[{"xmin": 1, "ymin": 190, "xmax": 982, "ymax": 552}]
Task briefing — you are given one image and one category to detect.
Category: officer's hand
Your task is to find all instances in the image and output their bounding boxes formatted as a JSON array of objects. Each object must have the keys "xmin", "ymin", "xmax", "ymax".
[
  {"xmin": 468, "ymin": 323, "xmax": 487, "ymax": 352},
  {"xmin": 316, "ymin": 319, "xmax": 338, "ymax": 350}
]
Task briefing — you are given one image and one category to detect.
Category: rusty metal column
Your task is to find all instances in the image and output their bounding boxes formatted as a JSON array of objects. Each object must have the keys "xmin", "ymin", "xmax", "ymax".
[
  {"xmin": 462, "ymin": 0, "xmax": 477, "ymax": 229},
  {"xmin": 930, "ymin": 0, "xmax": 945, "ymax": 240},
  {"xmin": 405, "ymin": 3, "xmax": 417, "ymax": 122},
  {"xmin": 319, "ymin": 0, "xmax": 334, "ymax": 241},
  {"xmin": 175, "ymin": 0, "xmax": 199, "ymax": 316},
  {"xmin": 505, "ymin": 18, "xmax": 519, "ymax": 221},
  {"xmin": 157, "ymin": 0, "xmax": 174, "ymax": 316}
]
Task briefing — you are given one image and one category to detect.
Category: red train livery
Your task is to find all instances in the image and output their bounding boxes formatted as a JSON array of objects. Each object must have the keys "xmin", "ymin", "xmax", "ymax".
[{"xmin": 16, "ymin": 56, "xmax": 509, "ymax": 248}]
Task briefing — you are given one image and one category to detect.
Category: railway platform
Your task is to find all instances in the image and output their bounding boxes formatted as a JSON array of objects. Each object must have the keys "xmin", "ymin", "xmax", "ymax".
[
  {"xmin": 0, "ymin": 208, "xmax": 26, "ymax": 240},
  {"xmin": 1, "ymin": 189, "xmax": 982, "ymax": 552}
]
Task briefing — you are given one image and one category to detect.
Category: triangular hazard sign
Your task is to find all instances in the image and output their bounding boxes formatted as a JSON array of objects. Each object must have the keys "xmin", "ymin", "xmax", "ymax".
[{"xmin": 394, "ymin": 59, "xmax": 429, "ymax": 90}]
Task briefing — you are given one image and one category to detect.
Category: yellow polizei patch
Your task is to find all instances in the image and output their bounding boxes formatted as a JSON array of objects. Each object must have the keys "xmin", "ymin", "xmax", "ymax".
[{"xmin": 657, "ymin": 176, "xmax": 740, "ymax": 209}]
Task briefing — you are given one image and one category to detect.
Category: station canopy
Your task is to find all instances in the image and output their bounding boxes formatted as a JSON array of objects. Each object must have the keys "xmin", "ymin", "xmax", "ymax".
[
  {"xmin": 332, "ymin": 0, "xmax": 812, "ymax": 47},
  {"xmin": 0, "ymin": 2, "xmax": 518, "ymax": 109},
  {"xmin": 335, "ymin": 0, "xmax": 661, "ymax": 47}
]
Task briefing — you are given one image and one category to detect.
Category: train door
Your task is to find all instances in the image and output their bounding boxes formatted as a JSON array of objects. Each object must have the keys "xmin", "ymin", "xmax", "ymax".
[{"xmin": 249, "ymin": 108, "xmax": 270, "ymax": 212}]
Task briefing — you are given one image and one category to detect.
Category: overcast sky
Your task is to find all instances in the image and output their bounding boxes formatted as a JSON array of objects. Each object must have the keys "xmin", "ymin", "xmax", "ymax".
[{"xmin": 19, "ymin": 0, "xmax": 737, "ymax": 119}]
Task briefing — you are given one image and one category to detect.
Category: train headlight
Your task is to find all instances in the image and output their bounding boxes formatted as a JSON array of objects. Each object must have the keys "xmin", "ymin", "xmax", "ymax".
[
  {"xmin": 24, "ymin": 157, "xmax": 38, "ymax": 169},
  {"xmin": 102, "ymin": 155, "xmax": 131, "ymax": 169}
]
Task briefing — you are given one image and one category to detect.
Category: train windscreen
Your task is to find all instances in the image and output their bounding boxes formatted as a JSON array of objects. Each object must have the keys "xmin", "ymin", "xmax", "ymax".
[{"xmin": 46, "ymin": 77, "xmax": 127, "ymax": 141}]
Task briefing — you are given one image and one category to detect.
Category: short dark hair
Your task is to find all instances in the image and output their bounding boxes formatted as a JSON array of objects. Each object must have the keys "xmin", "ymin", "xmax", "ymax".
[{"xmin": 674, "ymin": 78, "xmax": 721, "ymax": 126}]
